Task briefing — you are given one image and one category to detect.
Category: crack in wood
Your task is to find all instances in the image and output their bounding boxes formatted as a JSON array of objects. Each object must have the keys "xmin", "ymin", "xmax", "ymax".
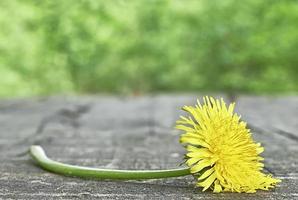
[
  {"xmin": 274, "ymin": 129, "xmax": 298, "ymax": 142},
  {"xmin": 12, "ymin": 104, "xmax": 92, "ymax": 157},
  {"xmin": 248, "ymin": 123, "xmax": 298, "ymax": 143}
]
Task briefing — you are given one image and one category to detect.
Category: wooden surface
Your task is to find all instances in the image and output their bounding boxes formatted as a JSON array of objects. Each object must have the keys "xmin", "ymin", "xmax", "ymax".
[{"xmin": 0, "ymin": 95, "xmax": 297, "ymax": 199}]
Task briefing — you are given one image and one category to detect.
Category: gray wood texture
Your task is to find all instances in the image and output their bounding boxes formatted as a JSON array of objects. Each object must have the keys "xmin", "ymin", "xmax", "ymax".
[{"xmin": 0, "ymin": 95, "xmax": 297, "ymax": 199}]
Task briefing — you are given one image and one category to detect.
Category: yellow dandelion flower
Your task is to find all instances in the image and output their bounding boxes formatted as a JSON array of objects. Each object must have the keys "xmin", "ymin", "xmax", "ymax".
[{"xmin": 176, "ymin": 96, "xmax": 281, "ymax": 193}]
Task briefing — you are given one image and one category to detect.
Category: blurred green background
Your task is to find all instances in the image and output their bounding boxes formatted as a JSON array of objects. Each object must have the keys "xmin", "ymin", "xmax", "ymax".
[{"xmin": 0, "ymin": 0, "xmax": 297, "ymax": 98}]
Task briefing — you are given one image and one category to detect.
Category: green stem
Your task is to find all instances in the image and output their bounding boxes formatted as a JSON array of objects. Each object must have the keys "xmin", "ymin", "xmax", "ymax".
[{"xmin": 29, "ymin": 145, "xmax": 191, "ymax": 180}]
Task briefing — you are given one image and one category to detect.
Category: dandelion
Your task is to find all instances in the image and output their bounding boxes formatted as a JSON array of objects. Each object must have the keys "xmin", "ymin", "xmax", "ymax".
[
  {"xmin": 176, "ymin": 96, "xmax": 280, "ymax": 193},
  {"xmin": 29, "ymin": 96, "xmax": 280, "ymax": 193}
]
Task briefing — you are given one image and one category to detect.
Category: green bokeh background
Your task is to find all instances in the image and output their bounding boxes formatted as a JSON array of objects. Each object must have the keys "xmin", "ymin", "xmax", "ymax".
[{"xmin": 0, "ymin": 0, "xmax": 297, "ymax": 98}]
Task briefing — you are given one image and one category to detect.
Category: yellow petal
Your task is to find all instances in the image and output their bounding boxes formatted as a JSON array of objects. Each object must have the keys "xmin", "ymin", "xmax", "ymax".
[
  {"xmin": 182, "ymin": 106, "xmax": 201, "ymax": 124},
  {"xmin": 187, "ymin": 149, "xmax": 212, "ymax": 158},
  {"xmin": 190, "ymin": 159, "xmax": 214, "ymax": 173},
  {"xmin": 186, "ymin": 157, "xmax": 201, "ymax": 166},
  {"xmin": 180, "ymin": 137, "xmax": 210, "ymax": 148},
  {"xmin": 186, "ymin": 145, "xmax": 202, "ymax": 152},
  {"xmin": 175, "ymin": 125, "xmax": 196, "ymax": 132},
  {"xmin": 182, "ymin": 132, "xmax": 204, "ymax": 140},
  {"xmin": 198, "ymin": 168, "xmax": 214, "ymax": 180},
  {"xmin": 197, "ymin": 172, "xmax": 217, "ymax": 191},
  {"xmin": 256, "ymin": 146, "xmax": 264, "ymax": 154},
  {"xmin": 227, "ymin": 102, "xmax": 235, "ymax": 114},
  {"xmin": 213, "ymin": 180, "xmax": 222, "ymax": 193}
]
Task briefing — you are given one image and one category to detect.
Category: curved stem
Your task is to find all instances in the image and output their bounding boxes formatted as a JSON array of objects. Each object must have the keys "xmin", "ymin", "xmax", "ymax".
[{"xmin": 29, "ymin": 145, "xmax": 191, "ymax": 180}]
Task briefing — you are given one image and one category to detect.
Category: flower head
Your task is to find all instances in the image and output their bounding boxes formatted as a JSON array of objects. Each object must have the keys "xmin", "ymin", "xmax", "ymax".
[{"xmin": 176, "ymin": 96, "xmax": 280, "ymax": 193}]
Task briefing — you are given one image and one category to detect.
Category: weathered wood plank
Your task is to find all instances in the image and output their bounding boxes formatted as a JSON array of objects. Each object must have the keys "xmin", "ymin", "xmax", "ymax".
[{"xmin": 0, "ymin": 95, "xmax": 297, "ymax": 199}]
